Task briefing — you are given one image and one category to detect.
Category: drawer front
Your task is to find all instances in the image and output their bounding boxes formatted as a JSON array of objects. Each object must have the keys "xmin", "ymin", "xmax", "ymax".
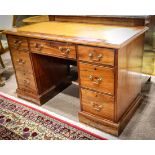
[
  {"xmin": 78, "ymin": 46, "xmax": 114, "ymax": 66},
  {"xmin": 29, "ymin": 39, "xmax": 76, "ymax": 60},
  {"xmin": 11, "ymin": 50, "xmax": 33, "ymax": 73},
  {"xmin": 81, "ymin": 89, "xmax": 114, "ymax": 120},
  {"xmin": 79, "ymin": 63, "xmax": 114, "ymax": 95},
  {"xmin": 16, "ymin": 71, "xmax": 37, "ymax": 92},
  {"xmin": 7, "ymin": 35, "xmax": 28, "ymax": 51}
]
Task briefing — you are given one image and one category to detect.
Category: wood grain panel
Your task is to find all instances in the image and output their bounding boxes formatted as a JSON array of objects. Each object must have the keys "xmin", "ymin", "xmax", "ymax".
[
  {"xmin": 78, "ymin": 45, "xmax": 114, "ymax": 66},
  {"xmin": 79, "ymin": 62, "xmax": 114, "ymax": 95},
  {"xmin": 81, "ymin": 88, "xmax": 114, "ymax": 120},
  {"xmin": 53, "ymin": 16, "xmax": 146, "ymax": 26},
  {"xmin": 116, "ymin": 34, "xmax": 145, "ymax": 121}
]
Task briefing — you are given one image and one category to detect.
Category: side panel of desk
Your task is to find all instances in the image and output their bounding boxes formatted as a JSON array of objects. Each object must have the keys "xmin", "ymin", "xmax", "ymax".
[{"xmin": 116, "ymin": 34, "xmax": 145, "ymax": 121}]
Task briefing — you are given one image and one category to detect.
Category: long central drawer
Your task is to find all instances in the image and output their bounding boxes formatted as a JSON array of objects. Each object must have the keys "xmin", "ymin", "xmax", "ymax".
[
  {"xmin": 79, "ymin": 62, "xmax": 114, "ymax": 95},
  {"xmin": 29, "ymin": 38, "xmax": 76, "ymax": 60}
]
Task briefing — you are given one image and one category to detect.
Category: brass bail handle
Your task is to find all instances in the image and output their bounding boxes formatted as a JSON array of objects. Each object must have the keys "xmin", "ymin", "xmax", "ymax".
[
  {"xmin": 90, "ymin": 102, "xmax": 103, "ymax": 112},
  {"xmin": 24, "ymin": 79, "xmax": 30, "ymax": 86},
  {"xmin": 88, "ymin": 52, "xmax": 103, "ymax": 61},
  {"xmin": 59, "ymin": 46, "xmax": 70, "ymax": 55},
  {"xmin": 16, "ymin": 59, "xmax": 26, "ymax": 65},
  {"xmin": 35, "ymin": 43, "xmax": 44, "ymax": 51},
  {"xmin": 89, "ymin": 75, "xmax": 103, "ymax": 85},
  {"xmin": 14, "ymin": 40, "xmax": 22, "ymax": 49}
]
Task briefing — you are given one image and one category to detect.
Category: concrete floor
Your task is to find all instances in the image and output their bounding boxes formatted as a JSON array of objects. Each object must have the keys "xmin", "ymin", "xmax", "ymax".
[{"xmin": 0, "ymin": 52, "xmax": 155, "ymax": 140}]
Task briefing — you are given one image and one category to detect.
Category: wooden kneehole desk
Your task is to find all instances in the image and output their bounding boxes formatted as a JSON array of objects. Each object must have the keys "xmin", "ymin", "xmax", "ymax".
[{"xmin": 4, "ymin": 21, "xmax": 149, "ymax": 136}]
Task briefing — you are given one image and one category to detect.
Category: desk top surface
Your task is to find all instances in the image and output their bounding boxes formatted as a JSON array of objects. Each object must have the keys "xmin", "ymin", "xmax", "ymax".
[{"xmin": 4, "ymin": 21, "xmax": 148, "ymax": 49}]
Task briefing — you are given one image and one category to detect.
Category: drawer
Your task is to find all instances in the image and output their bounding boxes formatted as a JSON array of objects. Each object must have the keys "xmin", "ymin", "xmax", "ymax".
[
  {"xmin": 79, "ymin": 62, "xmax": 114, "ymax": 95},
  {"xmin": 11, "ymin": 50, "xmax": 33, "ymax": 73},
  {"xmin": 81, "ymin": 89, "xmax": 114, "ymax": 120},
  {"xmin": 78, "ymin": 45, "xmax": 114, "ymax": 66},
  {"xmin": 15, "ymin": 71, "xmax": 37, "ymax": 92},
  {"xmin": 29, "ymin": 39, "xmax": 76, "ymax": 60},
  {"xmin": 7, "ymin": 35, "xmax": 28, "ymax": 51}
]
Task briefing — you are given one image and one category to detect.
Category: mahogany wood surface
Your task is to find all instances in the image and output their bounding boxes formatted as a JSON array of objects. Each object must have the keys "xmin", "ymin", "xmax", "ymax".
[
  {"xmin": 49, "ymin": 15, "xmax": 148, "ymax": 26},
  {"xmin": 4, "ymin": 19, "xmax": 148, "ymax": 136},
  {"xmin": 116, "ymin": 35, "xmax": 145, "ymax": 121},
  {"xmin": 4, "ymin": 21, "xmax": 148, "ymax": 49}
]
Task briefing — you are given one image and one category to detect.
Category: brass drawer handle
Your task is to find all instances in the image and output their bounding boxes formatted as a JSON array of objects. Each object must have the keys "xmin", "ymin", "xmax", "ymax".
[
  {"xmin": 89, "ymin": 75, "xmax": 103, "ymax": 85},
  {"xmin": 90, "ymin": 102, "xmax": 103, "ymax": 112},
  {"xmin": 16, "ymin": 59, "xmax": 26, "ymax": 65},
  {"xmin": 59, "ymin": 47, "xmax": 70, "ymax": 55},
  {"xmin": 24, "ymin": 79, "xmax": 30, "ymax": 85},
  {"xmin": 88, "ymin": 53, "xmax": 103, "ymax": 62},
  {"xmin": 35, "ymin": 43, "xmax": 44, "ymax": 51},
  {"xmin": 14, "ymin": 40, "xmax": 22, "ymax": 49}
]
